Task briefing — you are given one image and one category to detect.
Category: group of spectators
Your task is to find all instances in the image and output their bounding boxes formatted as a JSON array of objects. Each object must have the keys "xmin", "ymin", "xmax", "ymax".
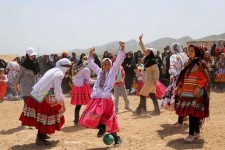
[{"xmin": 0, "ymin": 42, "xmax": 225, "ymax": 102}]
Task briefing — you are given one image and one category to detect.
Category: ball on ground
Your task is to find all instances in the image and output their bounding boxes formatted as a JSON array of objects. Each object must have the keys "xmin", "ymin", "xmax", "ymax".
[{"xmin": 103, "ymin": 134, "xmax": 114, "ymax": 145}]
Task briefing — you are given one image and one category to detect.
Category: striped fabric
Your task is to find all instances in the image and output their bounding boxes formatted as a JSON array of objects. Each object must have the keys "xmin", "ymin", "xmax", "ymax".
[{"xmin": 20, "ymin": 97, "xmax": 65, "ymax": 134}]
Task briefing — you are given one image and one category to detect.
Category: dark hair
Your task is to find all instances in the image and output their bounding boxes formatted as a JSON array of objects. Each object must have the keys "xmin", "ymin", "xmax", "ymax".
[{"xmin": 189, "ymin": 45, "xmax": 204, "ymax": 58}]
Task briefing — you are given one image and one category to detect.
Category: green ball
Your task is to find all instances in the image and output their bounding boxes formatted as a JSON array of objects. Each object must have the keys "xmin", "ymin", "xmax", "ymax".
[{"xmin": 103, "ymin": 134, "xmax": 114, "ymax": 145}]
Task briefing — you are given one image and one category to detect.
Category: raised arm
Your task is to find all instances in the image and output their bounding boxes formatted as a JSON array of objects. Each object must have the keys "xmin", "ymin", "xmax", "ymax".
[
  {"xmin": 109, "ymin": 42, "xmax": 126, "ymax": 77},
  {"xmin": 139, "ymin": 34, "xmax": 147, "ymax": 54},
  {"xmin": 87, "ymin": 48, "xmax": 101, "ymax": 75},
  {"xmin": 103, "ymin": 41, "xmax": 126, "ymax": 91}
]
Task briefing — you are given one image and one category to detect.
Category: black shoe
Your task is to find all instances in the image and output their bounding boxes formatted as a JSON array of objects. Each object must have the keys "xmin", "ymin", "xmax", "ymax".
[
  {"xmin": 42, "ymin": 134, "xmax": 51, "ymax": 139},
  {"xmin": 151, "ymin": 110, "xmax": 160, "ymax": 116},
  {"xmin": 35, "ymin": 138, "xmax": 52, "ymax": 146},
  {"xmin": 97, "ymin": 127, "xmax": 106, "ymax": 138},
  {"xmin": 114, "ymin": 136, "xmax": 122, "ymax": 147},
  {"xmin": 73, "ymin": 120, "xmax": 79, "ymax": 126},
  {"xmin": 133, "ymin": 108, "xmax": 141, "ymax": 116},
  {"xmin": 124, "ymin": 107, "xmax": 131, "ymax": 111}
]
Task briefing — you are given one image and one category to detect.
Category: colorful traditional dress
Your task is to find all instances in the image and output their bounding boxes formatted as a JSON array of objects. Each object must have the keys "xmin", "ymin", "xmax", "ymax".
[
  {"xmin": 20, "ymin": 58, "xmax": 71, "ymax": 134},
  {"xmin": 215, "ymin": 54, "xmax": 225, "ymax": 83},
  {"xmin": 175, "ymin": 59, "xmax": 210, "ymax": 119},
  {"xmin": 79, "ymin": 50, "xmax": 125, "ymax": 133},
  {"xmin": 161, "ymin": 43, "xmax": 188, "ymax": 110},
  {"xmin": 71, "ymin": 66, "xmax": 95, "ymax": 105}
]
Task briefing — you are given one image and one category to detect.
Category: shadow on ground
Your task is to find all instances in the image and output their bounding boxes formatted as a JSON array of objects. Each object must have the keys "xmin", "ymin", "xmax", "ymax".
[
  {"xmin": 157, "ymin": 123, "xmax": 189, "ymax": 139},
  {"xmin": 61, "ymin": 125, "xmax": 87, "ymax": 133},
  {"xmin": 0, "ymin": 126, "xmax": 25, "ymax": 135},
  {"xmin": 11, "ymin": 140, "xmax": 60, "ymax": 150},
  {"xmin": 166, "ymin": 138, "xmax": 205, "ymax": 149}
]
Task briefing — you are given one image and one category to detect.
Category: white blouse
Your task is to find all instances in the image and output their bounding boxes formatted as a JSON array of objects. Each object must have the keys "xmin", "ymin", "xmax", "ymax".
[
  {"xmin": 73, "ymin": 67, "xmax": 96, "ymax": 87},
  {"xmin": 31, "ymin": 68, "xmax": 65, "ymax": 102},
  {"xmin": 87, "ymin": 50, "xmax": 125, "ymax": 99}
]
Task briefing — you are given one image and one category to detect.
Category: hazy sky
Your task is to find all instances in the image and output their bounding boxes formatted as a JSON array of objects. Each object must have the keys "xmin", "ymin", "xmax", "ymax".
[{"xmin": 0, "ymin": 0, "xmax": 225, "ymax": 55}]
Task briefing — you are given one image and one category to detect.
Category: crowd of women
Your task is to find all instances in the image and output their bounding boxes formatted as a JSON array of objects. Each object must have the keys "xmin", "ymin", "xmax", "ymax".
[{"xmin": 0, "ymin": 35, "xmax": 225, "ymax": 145}]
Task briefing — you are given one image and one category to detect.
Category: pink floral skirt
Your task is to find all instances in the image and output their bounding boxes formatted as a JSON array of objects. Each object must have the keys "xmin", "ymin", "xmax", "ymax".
[{"xmin": 79, "ymin": 97, "xmax": 119, "ymax": 133}]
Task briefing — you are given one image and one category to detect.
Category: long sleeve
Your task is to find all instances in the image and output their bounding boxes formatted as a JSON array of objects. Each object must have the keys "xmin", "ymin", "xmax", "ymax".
[
  {"xmin": 15, "ymin": 65, "xmax": 24, "ymax": 85},
  {"xmin": 53, "ymin": 74, "xmax": 64, "ymax": 102},
  {"xmin": 103, "ymin": 50, "xmax": 125, "ymax": 92},
  {"xmin": 87, "ymin": 57, "xmax": 100, "ymax": 75},
  {"xmin": 197, "ymin": 68, "xmax": 209, "ymax": 88},
  {"xmin": 139, "ymin": 40, "xmax": 146, "ymax": 54},
  {"xmin": 83, "ymin": 68, "xmax": 96, "ymax": 84}
]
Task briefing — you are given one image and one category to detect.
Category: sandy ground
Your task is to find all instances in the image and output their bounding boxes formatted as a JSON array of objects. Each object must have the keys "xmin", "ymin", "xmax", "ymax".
[{"xmin": 0, "ymin": 92, "xmax": 225, "ymax": 150}]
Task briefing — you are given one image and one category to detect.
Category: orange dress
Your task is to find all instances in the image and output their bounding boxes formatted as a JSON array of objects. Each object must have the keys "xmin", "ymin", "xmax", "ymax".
[{"xmin": 175, "ymin": 60, "xmax": 210, "ymax": 119}]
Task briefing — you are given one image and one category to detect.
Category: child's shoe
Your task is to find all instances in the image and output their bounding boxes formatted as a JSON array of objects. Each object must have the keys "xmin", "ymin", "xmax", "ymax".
[{"xmin": 114, "ymin": 136, "xmax": 122, "ymax": 147}]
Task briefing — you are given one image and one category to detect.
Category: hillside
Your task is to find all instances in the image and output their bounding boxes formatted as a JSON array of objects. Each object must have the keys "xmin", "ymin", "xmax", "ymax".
[{"xmin": 70, "ymin": 33, "xmax": 225, "ymax": 55}]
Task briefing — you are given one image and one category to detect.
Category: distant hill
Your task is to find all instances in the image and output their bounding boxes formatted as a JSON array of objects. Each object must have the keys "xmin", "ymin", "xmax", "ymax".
[
  {"xmin": 145, "ymin": 36, "xmax": 192, "ymax": 51},
  {"xmin": 69, "ymin": 33, "xmax": 225, "ymax": 55},
  {"xmin": 199, "ymin": 33, "xmax": 225, "ymax": 41}
]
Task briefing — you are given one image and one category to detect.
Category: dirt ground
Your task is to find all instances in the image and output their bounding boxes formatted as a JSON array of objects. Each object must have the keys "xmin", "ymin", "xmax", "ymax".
[{"xmin": 0, "ymin": 92, "xmax": 225, "ymax": 150}]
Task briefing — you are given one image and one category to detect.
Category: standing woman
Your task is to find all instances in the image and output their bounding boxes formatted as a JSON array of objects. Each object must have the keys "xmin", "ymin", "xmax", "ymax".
[
  {"xmin": 122, "ymin": 51, "xmax": 136, "ymax": 92},
  {"xmin": 214, "ymin": 53, "xmax": 225, "ymax": 91},
  {"xmin": 14, "ymin": 47, "xmax": 40, "ymax": 104},
  {"xmin": 93, "ymin": 53, "xmax": 102, "ymax": 68},
  {"xmin": 70, "ymin": 61, "xmax": 96, "ymax": 126},
  {"xmin": 161, "ymin": 43, "xmax": 188, "ymax": 111},
  {"xmin": 161, "ymin": 43, "xmax": 188, "ymax": 126},
  {"xmin": 19, "ymin": 58, "xmax": 71, "ymax": 145},
  {"xmin": 135, "ymin": 34, "xmax": 160, "ymax": 116},
  {"xmin": 5, "ymin": 59, "xmax": 20, "ymax": 100},
  {"xmin": 174, "ymin": 45, "xmax": 210, "ymax": 142}
]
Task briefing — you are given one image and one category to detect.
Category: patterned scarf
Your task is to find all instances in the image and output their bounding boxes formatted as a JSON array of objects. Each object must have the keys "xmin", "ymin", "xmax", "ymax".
[{"xmin": 99, "ymin": 70, "xmax": 107, "ymax": 89}]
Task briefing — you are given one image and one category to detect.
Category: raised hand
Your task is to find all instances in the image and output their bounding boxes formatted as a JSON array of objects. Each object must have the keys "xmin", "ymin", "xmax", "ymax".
[
  {"xmin": 119, "ymin": 41, "xmax": 125, "ymax": 50},
  {"xmin": 139, "ymin": 33, "xmax": 143, "ymax": 41},
  {"xmin": 89, "ymin": 47, "xmax": 95, "ymax": 57}
]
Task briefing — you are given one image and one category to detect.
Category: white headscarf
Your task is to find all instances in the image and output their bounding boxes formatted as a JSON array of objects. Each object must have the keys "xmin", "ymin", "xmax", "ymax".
[
  {"xmin": 102, "ymin": 58, "xmax": 112, "ymax": 67},
  {"xmin": 146, "ymin": 48, "xmax": 157, "ymax": 56},
  {"xmin": 170, "ymin": 43, "xmax": 188, "ymax": 64},
  {"xmin": 55, "ymin": 58, "xmax": 72, "ymax": 74},
  {"xmin": 31, "ymin": 58, "xmax": 71, "ymax": 102},
  {"xmin": 170, "ymin": 43, "xmax": 183, "ymax": 54}
]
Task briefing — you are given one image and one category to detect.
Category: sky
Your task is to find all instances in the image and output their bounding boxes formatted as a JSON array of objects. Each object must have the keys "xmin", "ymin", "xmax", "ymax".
[{"xmin": 0, "ymin": 0, "xmax": 225, "ymax": 55}]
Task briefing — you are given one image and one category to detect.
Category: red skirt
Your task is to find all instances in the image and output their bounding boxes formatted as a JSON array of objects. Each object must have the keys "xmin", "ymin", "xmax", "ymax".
[
  {"xmin": 215, "ymin": 74, "xmax": 225, "ymax": 82},
  {"xmin": 71, "ymin": 83, "xmax": 92, "ymax": 105},
  {"xmin": 19, "ymin": 97, "xmax": 65, "ymax": 134},
  {"xmin": 137, "ymin": 81, "xmax": 166, "ymax": 99},
  {"xmin": 175, "ymin": 96, "xmax": 209, "ymax": 119},
  {"xmin": 79, "ymin": 98, "xmax": 119, "ymax": 133},
  {"xmin": 0, "ymin": 82, "xmax": 7, "ymax": 100}
]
